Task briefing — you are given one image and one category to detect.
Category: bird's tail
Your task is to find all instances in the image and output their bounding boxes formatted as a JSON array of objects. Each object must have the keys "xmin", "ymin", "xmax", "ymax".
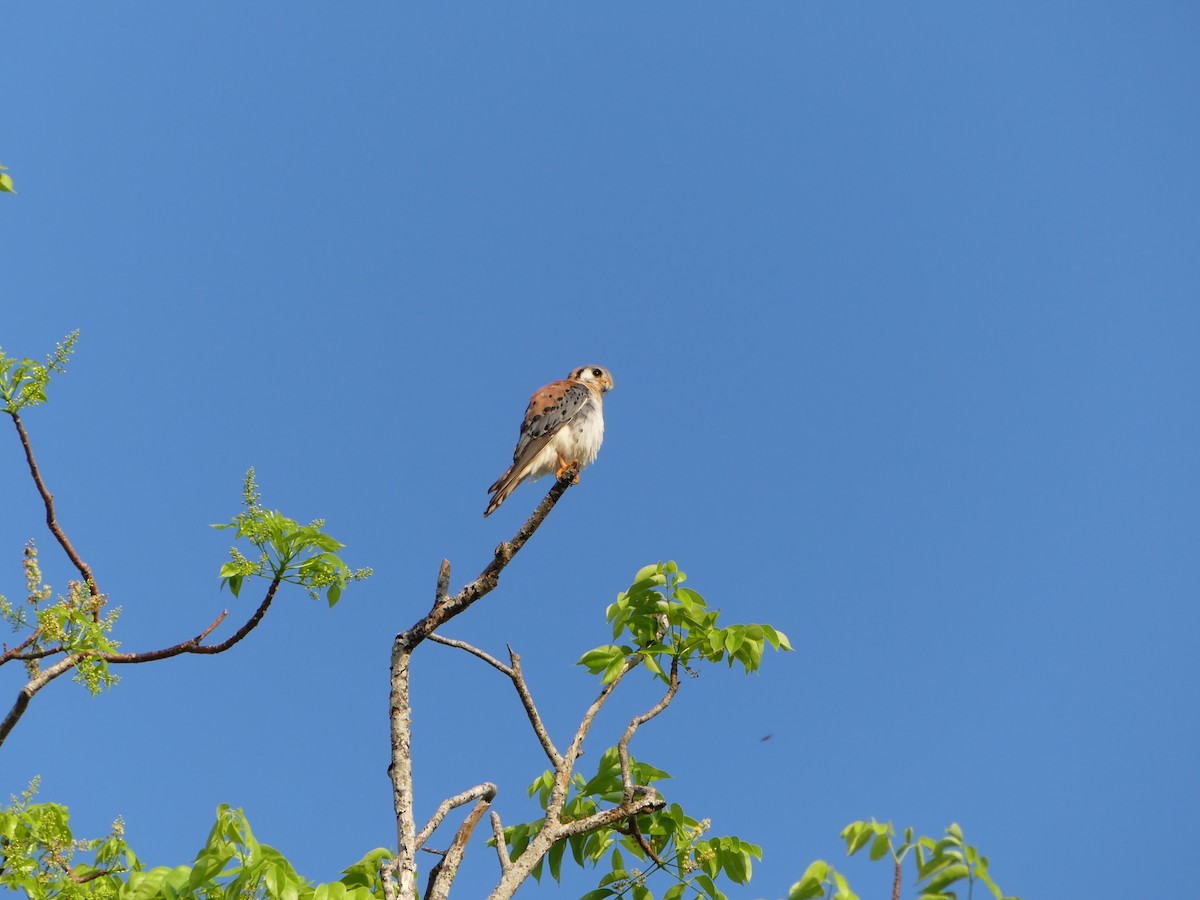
[{"xmin": 484, "ymin": 468, "xmax": 521, "ymax": 517}]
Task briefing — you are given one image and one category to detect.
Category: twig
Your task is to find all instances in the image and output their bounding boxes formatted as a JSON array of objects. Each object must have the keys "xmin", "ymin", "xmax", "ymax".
[
  {"xmin": 628, "ymin": 816, "xmax": 668, "ymax": 869},
  {"xmin": 490, "ymin": 812, "xmax": 512, "ymax": 877},
  {"xmin": 508, "ymin": 648, "xmax": 561, "ymax": 766},
  {"xmin": 0, "ymin": 629, "xmax": 44, "ymax": 665},
  {"xmin": 426, "ymin": 634, "xmax": 509, "ymax": 673}
]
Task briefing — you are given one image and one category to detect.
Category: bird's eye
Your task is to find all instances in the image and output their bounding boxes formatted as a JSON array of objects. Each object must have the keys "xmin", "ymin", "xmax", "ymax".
[{"xmin": 591, "ymin": 368, "xmax": 602, "ymax": 377}]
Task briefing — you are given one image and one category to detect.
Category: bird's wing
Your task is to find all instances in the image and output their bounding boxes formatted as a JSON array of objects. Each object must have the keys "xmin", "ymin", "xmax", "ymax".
[{"xmin": 510, "ymin": 378, "xmax": 593, "ymax": 469}]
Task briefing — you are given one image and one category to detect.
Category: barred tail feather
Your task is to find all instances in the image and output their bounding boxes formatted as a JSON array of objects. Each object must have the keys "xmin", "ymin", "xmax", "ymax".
[{"xmin": 484, "ymin": 468, "xmax": 522, "ymax": 517}]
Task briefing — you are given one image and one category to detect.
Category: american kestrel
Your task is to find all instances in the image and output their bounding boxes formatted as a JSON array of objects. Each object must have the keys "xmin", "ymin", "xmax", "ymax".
[{"xmin": 484, "ymin": 365, "xmax": 615, "ymax": 517}]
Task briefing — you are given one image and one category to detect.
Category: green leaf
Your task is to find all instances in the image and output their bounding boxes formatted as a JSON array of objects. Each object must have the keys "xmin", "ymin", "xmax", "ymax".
[
  {"xmin": 869, "ymin": 833, "xmax": 891, "ymax": 861},
  {"xmin": 548, "ymin": 836, "xmax": 565, "ymax": 883},
  {"xmin": 845, "ymin": 823, "xmax": 873, "ymax": 856},
  {"xmin": 578, "ymin": 891, "xmax": 617, "ymax": 900},
  {"xmin": 602, "ymin": 654, "xmax": 628, "ymax": 684},
  {"xmin": 923, "ymin": 863, "xmax": 970, "ymax": 894}
]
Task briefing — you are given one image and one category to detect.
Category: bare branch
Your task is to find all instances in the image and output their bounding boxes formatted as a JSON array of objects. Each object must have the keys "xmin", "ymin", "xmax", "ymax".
[
  {"xmin": 627, "ymin": 815, "xmax": 668, "ymax": 870},
  {"xmin": 426, "ymin": 635, "xmax": 562, "ymax": 766},
  {"xmin": 1, "ymin": 628, "xmax": 44, "ymax": 665},
  {"xmin": 618, "ymin": 657, "xmax": 680, "ymax": 802},
  {"xmin": 415, "ymin": 783, "xmax": 497, "ymax": 850},
  {"xmin": 426, "ymin": 792, "xmax": 495, "ymax": 900},
  {"xmin": 426, "ymin": 634, "xmax": 510, "ymax": 674},
  {"xmin": 0, "ymin": 580, "xmax": 280, "ymax": 750},
  {"xmin": 490, "ymin": 812, "xmax": 512, "ymax": 877},
  {"xmin": 389, "ymin": 467, "xmax": 580, "ymax": 900},
  {"xmin": 380, "ymin": 858, "xmax": 399, "ymax": 900},
  {"xmin": 0, "ymin": 654, "xmax": 86, "ymax": 745},
  {"xmin": 508, "ymin": 648, "xmax": 561, "ymax": 766},
  {"xmin": 435, "ymin": 559, "xmax": 451, "ymax": 604},
  {"xmin": 11, "ymin": 413, "xmax": 101, "ymax": 617},
  {"xmin": 104, "ymin": 578, "xmax": 279, "ymax": 663},
  {"xmin": 551, "ymin": 656, "xmax": 640, "ymax": 822}
]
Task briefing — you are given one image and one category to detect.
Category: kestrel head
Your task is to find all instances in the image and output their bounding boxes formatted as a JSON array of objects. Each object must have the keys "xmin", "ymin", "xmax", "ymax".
[{"xmin": 570, "ymin": 365, "xmax": 614, "ymax": 394}]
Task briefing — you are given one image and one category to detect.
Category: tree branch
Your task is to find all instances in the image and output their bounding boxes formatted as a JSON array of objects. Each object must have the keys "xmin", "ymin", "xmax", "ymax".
[
  {"xmin": 0, "ymin": 654, "xmax": 86, "ymax": 746},
  {"xmin": 2, "ymin": 413, "xmax": 284, "ymax": 748},
  {"xmin": 425, "ymin": 633, "xmax": 509, "ymax": 673},
  {"xmin": 551, "ymin": 657, "xmax": 640, "ymax": 822},
  {"xmin": 618, "ymin": 657, "xmax": 680, "ymax": 802},
  {"xmin": 0, "ymin": 580, "xmax": 280, "ymax": 749},
  {"xmin": 426, "ymin": 634, "xmax": 562, "ymax": 767},
  {"xmin": 389, "ymin": 467, "xmax": 579, "ymax": 900},
  {"xmin": 104, "ymin": 577, "xmax": 280, "ymax": 662},
  {"xmin": 11, "ymin": 413, "xmax": 101, "ymax": 617},
  {"xmin": 0, "ymin": 628, "xmax": 44, "ymax": 665},
  {"xmin": 487, "ymin": 789, "xmax": 665, "ymax": 900},
  {"xmin": 507, "ymin": 647, "xmax": 561, "ymax": 766},
  {"xmin": 415, "ymin": 783, "xmax": 497, "ymax": 851},
  {"xmin": 425, "ymin": 791, "xmax": 495, "ymax": 900},
  {"xmin": 490, "ymin": 812, "xmax": 512, "ymax": 877}
]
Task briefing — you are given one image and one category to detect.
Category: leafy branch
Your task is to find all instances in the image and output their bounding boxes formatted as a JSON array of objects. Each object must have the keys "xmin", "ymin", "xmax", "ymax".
[
  {"xmin": 416, "ymin": 562, "xmax": 789, "ymax": 900},
  {"xmin": 213, "ymin": 468, "xmax": 372, "ymax": 606},
  {"xmin": 787, "ymin": 820, "xmax": 1019, "ymax": 900},
  {"xmin": 0, "ymin": 335, "xmax": 370, "ymax": 748}
]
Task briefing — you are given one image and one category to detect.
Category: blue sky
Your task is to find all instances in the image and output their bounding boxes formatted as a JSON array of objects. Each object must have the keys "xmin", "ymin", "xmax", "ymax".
[{"xmin": 2, "ymin": 3, "xmax": 1197, "ymax": 897}]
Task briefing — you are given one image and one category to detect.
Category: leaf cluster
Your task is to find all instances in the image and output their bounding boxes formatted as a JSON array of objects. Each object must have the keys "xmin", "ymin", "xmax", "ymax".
[
  {"xmin": 787, "ymin": 820, "xmax": 1019, "ymax": 900},
  {"xmin": 213, "ymin": 470, "xmax": 372, "ymax": 605},
  {"xmin": 0, "ymin": 331, "xmax": 78, "ymax": 414},
  {"xmin": 506, "ymin": 750, "xmax": 760, "ymax": 900},
  {"xmin": 0, "ymin": 779, "xmax": 134, "ymax": 900},
  {"xmin": 0, "ymin": 789, "xmax": 389, "ymax": 900},
  {"xmin": 580, "ymin": 562, "xmax": 792, "ymax": 686},
  {"xmin": 488, "ymin": 563, "xmax": 787, "ymax": 900},
  {"xmin": 1, "ymin": 542, "xmax": 120, "ymax": 694}
]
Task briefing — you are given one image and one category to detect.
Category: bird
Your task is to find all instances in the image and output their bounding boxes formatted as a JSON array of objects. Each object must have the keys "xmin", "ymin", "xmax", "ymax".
[{"xmin": 484, "ymin": 365, "xmax": 614, "ymax": 517}]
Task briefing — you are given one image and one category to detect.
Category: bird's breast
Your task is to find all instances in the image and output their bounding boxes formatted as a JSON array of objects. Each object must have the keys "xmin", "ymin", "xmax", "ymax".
[{"xmin": 555, "ymin": 399, "xmax": 605, "ymax": 467}]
